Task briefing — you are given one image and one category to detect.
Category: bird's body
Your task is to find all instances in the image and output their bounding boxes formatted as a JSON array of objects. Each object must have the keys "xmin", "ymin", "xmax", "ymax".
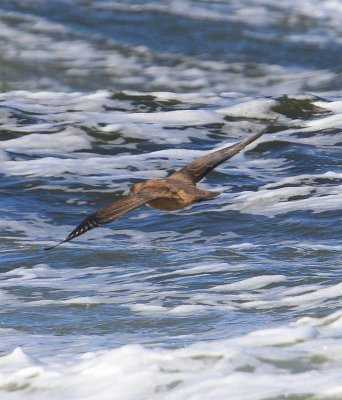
[
  {"xmin": 131, "ymin": 178, "xmax": 219, "ymax": 211},
  {"xmin": 45, "ymin": 119, "xmax": 278, "ymax": 250}
]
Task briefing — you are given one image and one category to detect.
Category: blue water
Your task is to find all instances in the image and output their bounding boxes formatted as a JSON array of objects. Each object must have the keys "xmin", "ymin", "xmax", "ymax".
[{"xmin": 0, "ymin": 1, "xmax": 341, "ymax": 399}]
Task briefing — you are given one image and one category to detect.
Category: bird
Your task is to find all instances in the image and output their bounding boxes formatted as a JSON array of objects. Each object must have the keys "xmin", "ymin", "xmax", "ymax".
[{"xmin": 45, "ymin": 118, "xmax": 278, "ymax": 250}]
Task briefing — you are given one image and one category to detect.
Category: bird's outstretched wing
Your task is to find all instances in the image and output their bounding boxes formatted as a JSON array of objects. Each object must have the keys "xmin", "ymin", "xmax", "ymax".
[
  {"xmin": 169, "ymin": 118, "xmax": 278, "ymax": 185},
  {"xmin": 44, "ymin": 192, "xmax": 160, "ymax": 250}
]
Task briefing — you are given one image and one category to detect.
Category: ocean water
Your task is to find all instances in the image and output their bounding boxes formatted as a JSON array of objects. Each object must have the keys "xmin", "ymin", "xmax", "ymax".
[{"xmin": 0, "ymin": 1, "xmax": 341, "ymax": 399}]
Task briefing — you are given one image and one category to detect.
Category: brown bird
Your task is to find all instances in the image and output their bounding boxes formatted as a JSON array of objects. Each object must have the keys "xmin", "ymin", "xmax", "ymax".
[{"xmin": 45, "ymin": 119, "xmax": 278, "ymax": 250}]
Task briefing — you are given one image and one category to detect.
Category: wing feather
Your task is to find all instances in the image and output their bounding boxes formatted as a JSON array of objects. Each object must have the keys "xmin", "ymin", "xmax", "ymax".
[
  {"xmin": 169, "ymin": 118, "xmax": 278, "ymax": 184},
  {"xmin": 45, "ymin": 193, "xmax": 158, "ymax": 250}
]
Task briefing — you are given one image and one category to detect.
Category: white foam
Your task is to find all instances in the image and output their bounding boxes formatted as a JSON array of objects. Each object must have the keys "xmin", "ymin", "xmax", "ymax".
[
  {"xmin": 297, "ymin": 243, "xmax": 342, "ymax": 251},
  {"xmin": 130, "ymin": 304, "xmax": 167, "ymax": 313},
  {"xmin": 176, "ymin": 262, "xmax": 236, "ymax": 276},
  {"xmin": 216, "ymin": 175, "xmax": 342, "ymax": 217},
  {"xmin": 264, "ymin": 171, "xmax": 342, "ymax": 189},
  {"xmin": 0, "ymin": 311, "xmax": 341, "ymax": 400},
  {"xmin": 168, "ymin": 304, "xmax": 207, "ymax": 314},
  {"xmin": 1, "ymin": 9, "xmax": 340, "ymax": 95},
  {"xmin": 302, "ymin": 113, "xmax": 342, "ymax": 134},
  {"xmin": 1, "ymin": 259, "xmax": 339, "ymax": 318},
  {"xmin": 210, "ymin": 275, "xmax": 287, "ymax": 292},
  {"xmin": 217, "ymin": 98, "xmax": 278, "ymax": 119},
  {"xmin": 240, "ymin": 282, "xmax": 342, "ymax": 311},
  {"xmin": 127, "ymin": 110, "xmax": 221, "ymax": 125},
  {"xmin": 1, "ymin": 128, "xmax": 93, "ymax": 154},
  {"xmin": 0, "ymin": 123, "xmax": 275, "ymax": 179},
  {"xmin": 315, "ymin": 98, "xmax": 342, "ymax": 113}
]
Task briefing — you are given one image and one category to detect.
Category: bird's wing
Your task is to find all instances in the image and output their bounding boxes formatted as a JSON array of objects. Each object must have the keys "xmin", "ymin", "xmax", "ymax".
[
  {"xmin": 45, "ymin": 192, "xmax": 161, "ymax": 250},
  {"xmin": 169, "ymin": 118, "xmax": 278, "ymax": 185}
]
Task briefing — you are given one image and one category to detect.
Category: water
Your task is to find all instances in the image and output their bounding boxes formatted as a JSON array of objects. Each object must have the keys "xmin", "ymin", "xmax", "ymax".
[{"xmin": 0, "ymin": 1, "xmax": 341, "ymax": 399}]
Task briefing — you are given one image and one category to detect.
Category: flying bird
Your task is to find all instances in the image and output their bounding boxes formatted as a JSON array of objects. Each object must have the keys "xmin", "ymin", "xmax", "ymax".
[{"xmin": 45, "ymin": 119, "xmax": 278, "ymax": 250}]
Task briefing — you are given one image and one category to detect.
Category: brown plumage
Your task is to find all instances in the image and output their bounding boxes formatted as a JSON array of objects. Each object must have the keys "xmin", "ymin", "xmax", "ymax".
[{"xmin": 45, "ymin": 119, "xmax": 278, "ymax": 250}]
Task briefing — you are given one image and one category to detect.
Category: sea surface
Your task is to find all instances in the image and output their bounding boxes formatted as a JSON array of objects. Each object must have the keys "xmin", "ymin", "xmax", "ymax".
[{"xmin": 0, "ymin": 1, "xmax": 341, "ymax": 399}]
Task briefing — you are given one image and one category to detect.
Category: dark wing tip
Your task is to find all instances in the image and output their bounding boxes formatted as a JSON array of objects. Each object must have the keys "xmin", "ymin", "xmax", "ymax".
[
  {"xmin": 65, "ymin": 215, "xmax": 100, "ymax": 241},
  {"xmin": 44, "ymin": 214, "xmax": 100, "ymax": 251}
]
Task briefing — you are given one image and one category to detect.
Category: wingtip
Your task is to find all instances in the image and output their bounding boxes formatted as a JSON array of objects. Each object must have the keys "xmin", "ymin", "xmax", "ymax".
[
  {"xmin": 43, "ymin": 239, "xmax": 67, "ymax": 251},
  {"xmin": 267, "ymin": 116, "xmax": 280, "ymax": 129},
  {"xmin": 44, "ymin": 215, "xmax": 100, "ymax": 251}
]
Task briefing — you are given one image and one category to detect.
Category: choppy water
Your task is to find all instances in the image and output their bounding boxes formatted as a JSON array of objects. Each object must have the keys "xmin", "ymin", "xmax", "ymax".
[{"xmin": 0, "ymin": 1, "xmax": 341, "ymax": 399}]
